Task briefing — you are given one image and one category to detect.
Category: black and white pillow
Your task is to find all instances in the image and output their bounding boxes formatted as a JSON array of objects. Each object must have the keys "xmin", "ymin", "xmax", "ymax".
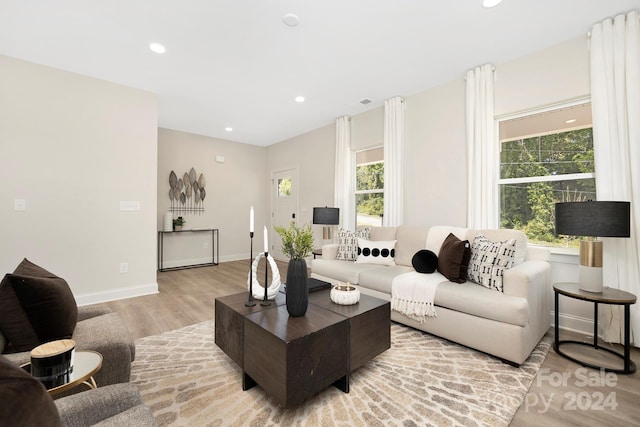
[
  {"xmin": 356, "ymin": 238, "xmax": 396, "ymax": 266},
  {"xmin": 336, "ymin": 227, "xmax": 371, "ymax": 261},
  {"xmin": 467, "ymin": 235, "xmax": 516, "ymax": 292}
]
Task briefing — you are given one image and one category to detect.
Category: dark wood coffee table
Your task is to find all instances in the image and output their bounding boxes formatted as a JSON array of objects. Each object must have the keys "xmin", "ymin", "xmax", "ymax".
[{"xmin": 215, "ymin": 287, "xmax": 390, "ymax": 407}]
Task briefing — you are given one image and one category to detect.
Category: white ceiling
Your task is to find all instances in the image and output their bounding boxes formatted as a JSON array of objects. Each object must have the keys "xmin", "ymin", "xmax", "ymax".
[{"xmin": 1, "ymin": 1, "xmax": 638, "ymax": 146}]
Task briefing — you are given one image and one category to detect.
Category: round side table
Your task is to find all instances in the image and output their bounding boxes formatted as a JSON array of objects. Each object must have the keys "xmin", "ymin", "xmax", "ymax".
[
  {"xmin": 553, "ymin": 282, "xmax": 636, "ymax": 374},
  {"xmin": 22, "ymin": 350, "xmax": 103, "ymax": 395}
]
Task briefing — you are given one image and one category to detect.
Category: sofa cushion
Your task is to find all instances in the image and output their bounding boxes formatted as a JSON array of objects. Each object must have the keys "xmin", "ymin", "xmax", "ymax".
[
  {"xmin": 358, "ymin": 265, "xmax": 414, "ymax": 295},
  {"xmin": 467, "ymin": 235, "xmax": 517, "ymax": 292},
  {"xmin": 336, "ymin": 227, "xmax": 370, "ymax": 261},
  {"xmin": 466, "ymin": 229, "xmax": 527, "ymax": 266},
  {"xmin": 394, "ymin": 226, "xmax": 430, "ymax": 267},
  {"xmin": 356, "ymin": 238, "xmax": 396, "ymax": 266},
  {"xmin": 368, "ymin": 226, "xmax": 398, "ymax": 241},
  {"xmin": 0, "ymin": 260, "xmax": 78, "ymax": 352},
  {"xmin": 412, "ymin": 250, "xmax": 438, "ymax": 273},
  {"xmin": 426, "ymin": 226, "xmax": 469, "ymax": 253},
  {"xmin": 0, "ymin": 355, "xmax": 61, "ymax": 426},
  {"xmin": 311, "ymin": 259, "xmax": 380, "ymax": 285},
  {"xmin": 434, "ymin": 281, "xmax": 529, "ymax": 327},
  {"xmin": 437, "ymin": 233, "xmax": 471, "ymax": 283}
]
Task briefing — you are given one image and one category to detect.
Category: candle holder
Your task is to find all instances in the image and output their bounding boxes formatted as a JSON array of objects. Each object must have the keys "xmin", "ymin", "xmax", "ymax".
[
  {"xmin": 245, "ymin": 232, "xmax": 256, "ymax": 307},
  {"xmin": 260, "ymin": 251, "xmax": 271, "ymax": 306}
]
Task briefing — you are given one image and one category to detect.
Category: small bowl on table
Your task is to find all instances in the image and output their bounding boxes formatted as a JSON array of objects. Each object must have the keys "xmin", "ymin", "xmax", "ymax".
[{"xmin": 330, "ymin": 282, "xmax": 360, "ymax": 305}]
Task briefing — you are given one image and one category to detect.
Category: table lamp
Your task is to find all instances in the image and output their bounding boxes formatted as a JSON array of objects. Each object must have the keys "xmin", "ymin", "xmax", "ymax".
[
  {"xmin": 313, "ymin": 207, "xmax": 339, "ymax": 240},
  {"xmin": 555, "ymin": 201, "xmax": 630, "ymax": 293}
]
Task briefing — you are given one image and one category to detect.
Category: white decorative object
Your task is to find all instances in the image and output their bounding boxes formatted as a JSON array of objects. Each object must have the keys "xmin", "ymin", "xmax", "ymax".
[
  {"xmin": 263, "ymin": 226, "xmax": 269, "ymax": 253},
  {"xmin": 247, "ymin": 252, "xmax": 281, "ymax": 299},
  {"xmin": 163, "ymin": 211, "xmax": 173, "ymax": 232},
  {"xmin": 330, "ymin": 282, "xmax": 360, "ymax": 305}
]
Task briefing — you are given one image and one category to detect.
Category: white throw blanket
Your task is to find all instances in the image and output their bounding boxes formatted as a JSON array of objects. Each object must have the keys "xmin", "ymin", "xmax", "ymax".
[{"xmin": 391, "ymin": 271, "xmax": 447, "ymax": 322}]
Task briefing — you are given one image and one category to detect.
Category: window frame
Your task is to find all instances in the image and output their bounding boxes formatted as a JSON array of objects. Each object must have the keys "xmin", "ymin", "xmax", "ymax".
[
  {"xmin": 496, "ymin": 98, "xmax": 595, "ymax": 249},
  {"xmin": 354, "ymin": 147, "xmax": 384, "ymax": 228}
]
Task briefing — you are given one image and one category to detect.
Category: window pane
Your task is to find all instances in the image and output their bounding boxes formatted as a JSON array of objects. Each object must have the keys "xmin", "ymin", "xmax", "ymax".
[
  {"xmin": 356, "ymin": 162, "xmax": 384, "ymax": 191},
  {"xmin": 278, "ymin": 177, "xmax": 291, "ymax": 197},
  {"xmin": 356, "ymin": 193, "xmax": 383, "ymax": 227},
  {"xmin": 499, "ymin": 178, "xmax": 596, "ymax": 247},
  {"xmin": 500, "ymin": 128, "xmax": 594, "ymax": 179}
]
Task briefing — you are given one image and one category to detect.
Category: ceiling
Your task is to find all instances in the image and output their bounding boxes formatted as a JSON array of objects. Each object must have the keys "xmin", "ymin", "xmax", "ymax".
[{"xmin": 1, "ymin": 1, "xmax": 637, "ymax": 147}]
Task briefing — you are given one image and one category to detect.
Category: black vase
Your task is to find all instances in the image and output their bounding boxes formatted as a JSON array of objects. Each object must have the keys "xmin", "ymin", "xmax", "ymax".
[{"xmin": 286, "ymin": 259, "xmax": 309, "ymax": 317}]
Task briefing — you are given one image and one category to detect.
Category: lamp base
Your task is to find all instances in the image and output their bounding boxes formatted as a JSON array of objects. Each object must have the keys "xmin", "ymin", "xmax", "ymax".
[
  {"xmin": 579, "ymin": 265, "xmax": 603, "ymax": 293},
  {"xmin": 322, "ymin": 226, "xmax": 331, "ymax": 240}
]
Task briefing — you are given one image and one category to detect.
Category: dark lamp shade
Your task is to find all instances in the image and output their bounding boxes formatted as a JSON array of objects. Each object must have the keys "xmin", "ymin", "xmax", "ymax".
[
  {"xmin": 313, "ymin": 207, "xmax": 339, "ymax": 225},
  {"xmin": 555, "ymin": 201, "xmax": 630, "ymax": 237}
]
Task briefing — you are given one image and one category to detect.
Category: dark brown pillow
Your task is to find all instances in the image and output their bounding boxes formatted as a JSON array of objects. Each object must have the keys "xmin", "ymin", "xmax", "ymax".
[
  {"xmin": 0, "ymin": 259, "xmax": 78, "ymax": 352},
  {"xmin": 0, "ymin": 355, "xmax": 61, "ymax": 425},
  {"xmin": 437, "ymin": 233, "xmax": 471, "ymax": 283}
]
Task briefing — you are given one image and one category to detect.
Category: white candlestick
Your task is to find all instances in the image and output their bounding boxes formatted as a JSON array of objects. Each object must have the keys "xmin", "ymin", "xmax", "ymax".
[
  {"xmin": 249, "ymin": 206, "xmax": 254, "ymax": 233},
  {"xmin": 264, "ymin": 226, "xmax": 268, "ymax": 253}
]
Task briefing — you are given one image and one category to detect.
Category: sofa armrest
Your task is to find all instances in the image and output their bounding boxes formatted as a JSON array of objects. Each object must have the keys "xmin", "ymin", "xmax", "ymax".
[
  {"xmin": 321, "ymin": 243, "xmax": 339, "ymax": 260},
  {"xmin": 503, "ymin": 260, "xmax": 552, "ymax": 338},
  {"xmin": 502, "ymin": 260, "xmax": 550, "ymax": 300},
  {"xmin": 55, "ymin": 383, "xmax": 151, "ymax": 426},
  {"xmin": 77, "ymin": 304, "xmax": 113, "ymax": 321}
]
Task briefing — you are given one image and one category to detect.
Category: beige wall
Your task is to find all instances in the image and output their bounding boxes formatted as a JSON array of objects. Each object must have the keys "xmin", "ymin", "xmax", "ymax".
[
  {"xmin": 158, "ymin": 128, "xmax": 267, "ymax": 264},
  {"xmin": 0, "ymin": 55, "xmax": 158, "ymax": 304}
]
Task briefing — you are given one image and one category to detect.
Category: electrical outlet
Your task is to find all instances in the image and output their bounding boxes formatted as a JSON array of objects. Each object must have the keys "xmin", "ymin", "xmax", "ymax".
[
  {"xmin": 203, "ymin": 242, "xmax": 209, "ymax": 249},
  {"xmin": 119, "ymin": 262, "xmax": 128, "ymax": 274}
]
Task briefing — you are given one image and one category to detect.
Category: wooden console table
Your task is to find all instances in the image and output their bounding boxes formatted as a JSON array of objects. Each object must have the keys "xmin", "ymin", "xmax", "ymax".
[{"xmin": 157, "ymin": 228, "xmax": 219, "ymax": 271}]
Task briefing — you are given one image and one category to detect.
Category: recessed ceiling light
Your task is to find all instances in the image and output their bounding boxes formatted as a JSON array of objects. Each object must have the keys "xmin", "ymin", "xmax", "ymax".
[
  {"xmin": 295, "ymin": 96, "xmax": 305, "ymax": 103},
  {"xmin": 283, "ymin": 13, "xmax": 300, "ymax": 27},
  {"xmin": 149, "ymin": 42, "xmax": 166, "ymax": 54},
  {"xmin": 225, "ymin": 127, "xmax": 233, "ymax": 132},
  {"xmin": 565, "ymin": 119, "xmax": 577, "ymax": 124},
  {"xmin": 482, "ymin": 0, "xmax": 503, "ymax": 8}
]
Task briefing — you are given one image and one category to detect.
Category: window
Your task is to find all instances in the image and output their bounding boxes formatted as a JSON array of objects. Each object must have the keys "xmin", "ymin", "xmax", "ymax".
[
  {"xmin": 277, "ymin": 177, "xmax": 292, "ymax": 197},
  {"xmin": 498, "ymin": 101, "xmax": 595, "ymax": 248},
  {"xmin": 355, "ymin": 148, "xmax": 384, "ymax": 227}
]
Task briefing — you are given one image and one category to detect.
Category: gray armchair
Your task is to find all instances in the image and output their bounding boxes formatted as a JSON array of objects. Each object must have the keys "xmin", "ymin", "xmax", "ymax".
[
  {"xmin": 0, "ymin": 355, "xmax": 155, "ymax": 426},
  {"xmin": 55, "ymin": 383, "xmax": 156, "ymax": 427},
  {"xmin": 1, "ymin": 304, "xmax": 135, "ymax": 390}
]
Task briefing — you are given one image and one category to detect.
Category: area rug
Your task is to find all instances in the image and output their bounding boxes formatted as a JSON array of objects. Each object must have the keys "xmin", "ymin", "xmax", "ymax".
[{"xmin": 131, "ymin": 321, "xmax": 550, "ymax": 427}]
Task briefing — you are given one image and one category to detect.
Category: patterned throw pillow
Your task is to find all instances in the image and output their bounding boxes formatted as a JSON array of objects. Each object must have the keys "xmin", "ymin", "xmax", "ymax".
[
  {"xmin": 467, "ymin": 235, "xmax": 517, "ymax": 292},
  {"xmin": 336, "ymin": 227, "xmax": 371, "ymax": 261},
  {"xmin": 355, "ymin": 238, "xmax": 397, "ymax": 266}
]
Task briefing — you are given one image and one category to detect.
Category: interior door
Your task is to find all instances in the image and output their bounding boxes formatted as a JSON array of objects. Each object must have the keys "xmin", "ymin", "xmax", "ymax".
[{"xmin": 271, "ymin": 168, "xmax": 298, "ymax": 260}]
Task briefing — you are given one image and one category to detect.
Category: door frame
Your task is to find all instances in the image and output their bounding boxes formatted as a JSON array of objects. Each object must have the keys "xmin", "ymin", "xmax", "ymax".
[{"xmin": 270, "ymin": 166, "xmax": 299, "ymax": 260}]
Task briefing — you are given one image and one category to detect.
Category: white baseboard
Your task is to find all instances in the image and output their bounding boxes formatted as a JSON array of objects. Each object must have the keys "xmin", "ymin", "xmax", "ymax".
[
  {"xmin": 75, "ymin": 282, "xmax": 158, "ymax": 306},
  {"xmin": 553, "ymin": 310, "xmax": 594, "ymax": 335},
  {"xmin": 158, "ymin": 254, "xmax": 248, "ymax": 269}
]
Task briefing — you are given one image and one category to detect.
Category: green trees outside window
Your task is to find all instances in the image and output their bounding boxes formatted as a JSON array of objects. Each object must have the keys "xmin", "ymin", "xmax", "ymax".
[
  {"xmin": 499, "ymin": 128, "xmax": 595, "ymax": 247},
  {"xmin": 356, "ymin": 160, "xmax": 384, "ymax": 226}
]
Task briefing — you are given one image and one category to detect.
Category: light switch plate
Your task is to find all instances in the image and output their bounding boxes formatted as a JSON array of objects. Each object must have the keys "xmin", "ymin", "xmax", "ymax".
[{"xmin": 14, "ymin": 199, "xmax": 26, "ymax": 211}]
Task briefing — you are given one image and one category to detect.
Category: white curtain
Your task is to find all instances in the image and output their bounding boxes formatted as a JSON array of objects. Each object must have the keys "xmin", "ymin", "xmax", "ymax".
[
  {"xmin": 466, "ymin": 64, "xmax": 498, "ymax": 229},
  {"xmin": 334, "ymin": 116, "xmax": 355, "ymax": 230},
  {"xmin": 383, "ymin": 96, "xmax": 405, "ymax": 226},
  {"xmin": 590, "ymin": 10, "xmax": 640, "ymax": 344}
]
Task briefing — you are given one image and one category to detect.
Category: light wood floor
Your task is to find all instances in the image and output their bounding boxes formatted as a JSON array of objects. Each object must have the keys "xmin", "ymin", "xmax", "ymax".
[{"xmin": 105, "ymin": 260, "xmax": 640, "ymax": 426}]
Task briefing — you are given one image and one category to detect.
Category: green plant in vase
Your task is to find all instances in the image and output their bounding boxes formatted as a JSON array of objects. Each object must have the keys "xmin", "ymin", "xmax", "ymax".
[
  {"xmin": 274, "ymin": 221, "xmax": 315, "ymax": 316},
  {"xmin": 173, "ymin": 216, "xmax": 186, "ymax": 231}
]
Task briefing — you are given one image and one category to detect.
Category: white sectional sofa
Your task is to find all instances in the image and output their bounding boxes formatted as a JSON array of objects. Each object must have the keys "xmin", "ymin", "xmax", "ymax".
[{"xmin": 311, "ymin": 225, "xmax": 552, "ymax": 365}]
